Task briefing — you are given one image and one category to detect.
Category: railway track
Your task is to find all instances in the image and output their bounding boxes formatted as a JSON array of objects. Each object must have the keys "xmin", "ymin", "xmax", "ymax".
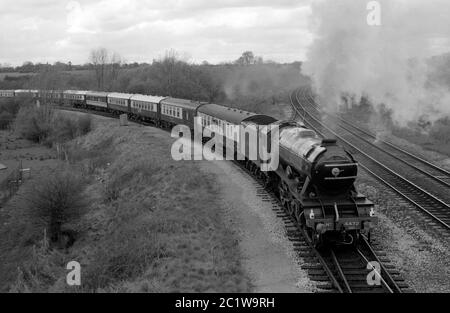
[
  {"xmin": 304, "ymin": 91, "xmax": 450, "ymax": 188},
  {"xmin": 292, "ymin": 87, "xmax": 450, "ymax": 236}
]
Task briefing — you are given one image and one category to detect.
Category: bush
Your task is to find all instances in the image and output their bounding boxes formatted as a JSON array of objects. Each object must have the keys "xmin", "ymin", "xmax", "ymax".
[
  {"xmin": 48, "ymin": 115, "xmax": 78, "ymax": 144},
  {"xmin": 0, "ymin": 111, "xmax": 14, "ymax": 129},
  {"xmin": 19, "ymin": 169, "xmax": 88, "ymax": 247},
  {"xmin": 0, "ymin": 98, "xmax": 21, "ymax": 129},
  {"xmin": 14, "ymin": 104, "xmax": 93, "ymax": 145},
  {"xmin": 49, "ymin": 114, "xmax": 93, "ymax": 144},
  {"xmin": 0, "ymin": 98, "xmax": 19, "ymax": 115},
  {"xmin": 14, "ymin": 105, "xmax": 54, "ymax": 142},
  {"xmin": 77, "ymin": 114, "xmax": 92, "ymax": 136},
  {"xmin": 430, "ymin": 117, "xmax": 450, "ymax": 144}
]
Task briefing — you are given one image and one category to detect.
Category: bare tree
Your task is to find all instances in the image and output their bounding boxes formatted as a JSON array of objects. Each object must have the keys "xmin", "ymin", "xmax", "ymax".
[
  {"xmin": 90, "ymin": 48, "xmax": 122, "ymax": 90},
  {"xmin": 27, "ymin": 65, "xmax": 68, "ymax": 105},
  {"xmin": 157, "ymin": 49, "xmax": 179, "ymax": 96},
  {"xmin": 110, "ymin": 52, "xmax": 122, "ymax": 88},
  {"xmin": 90, "ymin": 48, "xmax": 109, "ymax": 90}
]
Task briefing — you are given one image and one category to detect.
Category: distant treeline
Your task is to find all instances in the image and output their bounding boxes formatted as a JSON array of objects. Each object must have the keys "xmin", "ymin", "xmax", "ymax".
[
  {"xmin": 0, "ymin": 61, "xmax": 142, "ymax": 74},
  {"xmin": 1, "ymin": 50, "xmax": 309, "ymax": 114}
]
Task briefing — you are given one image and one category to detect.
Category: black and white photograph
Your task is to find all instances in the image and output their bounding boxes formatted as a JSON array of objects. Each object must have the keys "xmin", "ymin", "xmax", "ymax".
[{"xmin": 0, "ymin": 0, "xmax": 449, "ymax": 303}]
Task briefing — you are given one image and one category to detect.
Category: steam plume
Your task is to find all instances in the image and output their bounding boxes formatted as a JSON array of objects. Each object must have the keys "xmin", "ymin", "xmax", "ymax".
[{"xmin": 303, "ymin": 0, "xmax": 450, "ymax": 125}]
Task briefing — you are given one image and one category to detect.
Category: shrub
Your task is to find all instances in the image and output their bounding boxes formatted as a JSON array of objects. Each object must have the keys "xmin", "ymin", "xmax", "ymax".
[
  {"xmin": 19, "ymin": 169, "xmax": 88, "ymax": 247},
  {"xmin": 48, "ymin": 114, "xmax": 93, "ymax": 144},
  {"xmin": 430, "ymin": 117, "xmax": 450, "ymax": 144},
  {"xmin": 77, "ymin": 114, "xmax": 92, "ymax": 136},
  {"xmin": 48, "ymin": 115, "xmax": 78, "ymax": 144},
  {"xmin": 0, "ymin": 98, "xmax": 19, "ymax": 115},
  {"xmin": 0, "ymin": 111, "xmax": 14, "ymax": 129},
  {"xmin": 14, "ymin": 104, "xmax": 93, "ymax": 145},
  {"xmin": 14, "ymin": 105, "xmax": 54, "ymax": 143}
]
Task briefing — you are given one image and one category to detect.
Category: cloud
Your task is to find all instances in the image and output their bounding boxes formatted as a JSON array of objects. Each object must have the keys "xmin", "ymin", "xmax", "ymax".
[{"xmin": 0, "ymin": 0, "xmax": 312, "ymax": 65}]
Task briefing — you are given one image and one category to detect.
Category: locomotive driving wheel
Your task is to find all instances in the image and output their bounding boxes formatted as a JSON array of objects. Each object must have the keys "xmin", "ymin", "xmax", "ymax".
[
  {"xmin": 279, "ymin": 181, "xmax": 294, "ymax": 215},
  {"xmin": 262, "ymin": 173, "xmax": 272, "ymax": 190},
  {"xmin": 286, "ymin": 200, "xmax": 294, "ymax": 216},
  {"xmin": 278, "ymin": 181, "xmax": 288, "ymax": 208},
  {"xmin": 291, "ymin": 200, "xmax": 301, "ymax": 223}
]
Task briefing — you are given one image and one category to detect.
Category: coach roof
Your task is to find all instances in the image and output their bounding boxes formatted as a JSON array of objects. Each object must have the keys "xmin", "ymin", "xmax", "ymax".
[
  {"xmin": 107, "ymin": 92, "xmax": 135, "ymax": 99},
  {"xmin": 130, "ymin": 94, "xmax": 166, "ymax": 103},
  {"xmin": 64, "ymin": 90, "xmax": 88, "ymax": 95},
  {"xmin": 198, "ymin": 103, "xmax": 277, "ymax": 125},
  {"xmin": 160, "ymin": 97, "xmax": 205, "ymax": 110},
  {"xmin": 86, "ymin": 91, "xmax": 110, "ymax": 97}
]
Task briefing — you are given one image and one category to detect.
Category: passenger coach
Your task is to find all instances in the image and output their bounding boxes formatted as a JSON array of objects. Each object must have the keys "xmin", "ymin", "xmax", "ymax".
[
  {"xmin": 130, "ymin": 94, "xmax": 166, "ymax": 124},
  {"xmin": 107, "ymin": 93, "xmax": 133, "ymax": 115},
  {"xmin": 0, "ymin": 90, "xmax": 14, "ymax": 97},
  {"xmin": 197, "ymin": 103, "xmax": 277, "ymax": 160},
  {"xmin": 86, "ymin": 91, "xmax": 109, "ymax": 110},
  {"xmin": 159, "ymin": 97, "xmax": 204, "ymax": 129},
  {"xmin": 63, "ymin": 90, "xmax": 87, "ymax": 107}
]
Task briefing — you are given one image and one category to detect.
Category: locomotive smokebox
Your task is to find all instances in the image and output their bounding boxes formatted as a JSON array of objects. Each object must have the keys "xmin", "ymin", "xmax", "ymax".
[{"xmin": 311, "ymin": 140, "xmax": 358, "ymax": 195}]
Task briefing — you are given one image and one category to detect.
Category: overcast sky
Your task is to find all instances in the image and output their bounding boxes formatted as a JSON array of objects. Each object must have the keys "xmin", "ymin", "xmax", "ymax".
[
  {"xmin": 0, "ymin": 0, "xmax": 313, "ymax": 66},
  {"xmin": 1, "ymin": 0, "xmax": 449, "ymax": 66}
]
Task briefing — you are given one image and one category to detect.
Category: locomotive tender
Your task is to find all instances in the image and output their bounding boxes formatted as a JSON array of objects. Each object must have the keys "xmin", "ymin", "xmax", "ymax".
[{"xmin": 0, "ymin": 89, "xmax": 377, "ymax": 246}]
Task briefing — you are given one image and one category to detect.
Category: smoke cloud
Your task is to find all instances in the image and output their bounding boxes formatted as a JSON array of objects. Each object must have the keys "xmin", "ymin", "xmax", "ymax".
[{"xmin": 303, "ymin": 0, "xmax": 450, "ymax": 125}]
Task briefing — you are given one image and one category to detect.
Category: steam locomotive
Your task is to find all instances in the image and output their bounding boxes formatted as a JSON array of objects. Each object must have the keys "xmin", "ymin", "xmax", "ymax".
[{"xmin": 0, "ymin": 89, "xmax": 377, "ymax": 246}]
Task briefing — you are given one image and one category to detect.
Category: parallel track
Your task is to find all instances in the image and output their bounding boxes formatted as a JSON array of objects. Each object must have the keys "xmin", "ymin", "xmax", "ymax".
[
  {"xmin": 292, "ymin": 87, "xmax": 450, "ymax": 235},
  {"xmin": 305, "ymin": 92, "xmax": 450, "ymax": 188}
]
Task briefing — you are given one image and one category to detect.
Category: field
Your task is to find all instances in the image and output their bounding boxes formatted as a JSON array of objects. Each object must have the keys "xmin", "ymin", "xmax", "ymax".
[
  {"xmin": 0, "ymin": 72, "xmax": 36, "ymax": 81},
  {"xmin": 0, "ymin": 130, "xmax": 58, "ymax": 203}
]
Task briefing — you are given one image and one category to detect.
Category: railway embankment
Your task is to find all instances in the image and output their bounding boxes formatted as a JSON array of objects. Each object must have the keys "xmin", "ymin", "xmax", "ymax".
[{"xmin": 0, "ymin": 112, "xmax": 313, "ymax": 292}]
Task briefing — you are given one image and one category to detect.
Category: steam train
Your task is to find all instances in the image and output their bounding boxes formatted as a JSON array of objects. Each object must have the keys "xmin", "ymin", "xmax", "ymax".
[{"xmin": 0, "ymin": 89, "xmax": 377, "ymax": 246}]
